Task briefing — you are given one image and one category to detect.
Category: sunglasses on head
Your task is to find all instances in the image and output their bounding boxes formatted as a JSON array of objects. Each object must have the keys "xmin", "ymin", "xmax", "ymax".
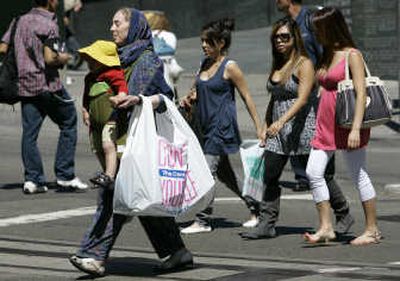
[{"xmin": 273, "ymin": 33, "xmax": 292, "ymax": 43}]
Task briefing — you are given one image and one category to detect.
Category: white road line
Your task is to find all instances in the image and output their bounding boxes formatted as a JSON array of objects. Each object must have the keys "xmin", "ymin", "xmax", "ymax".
[
  {"xmin": 0, "ymin": 195, "xmax": 312, "ymax": 227},
  {"xmin": 0, "ymin": 206, "xmax": 96, "ymax": 227},
  {"xmin": 388, "ymin": 261, "xmax": 400, "ymax": 265},
  {"xmin": 317, "ymin": 267, "xmax": 362, "ymax": 273},
  {"xmin": 215, "ymin": 194, "xmax": 313, "ymax": 202}
]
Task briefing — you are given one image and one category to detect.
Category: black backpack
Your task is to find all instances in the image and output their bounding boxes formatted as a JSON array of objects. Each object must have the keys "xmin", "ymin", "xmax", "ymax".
[{"xmin": 0, "ymin": 17, "xmax": 20, "ymax": 105}]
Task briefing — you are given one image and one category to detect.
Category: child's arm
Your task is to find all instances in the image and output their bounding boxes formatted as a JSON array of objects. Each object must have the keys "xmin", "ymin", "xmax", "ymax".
[
  {"xmin": 82, "ymin": 74, "xmax": 91, "ymax": 127},
  {"xmin": 99, "ymin": 68, "xmax": 128, "ymax": 107},
  {"xmin": 82, "ymin": 107, "xmax": 90, "ymax": 127},
  {"xmin": 99, "ymin": 68, "xmax": 128, "ymax": 96}
]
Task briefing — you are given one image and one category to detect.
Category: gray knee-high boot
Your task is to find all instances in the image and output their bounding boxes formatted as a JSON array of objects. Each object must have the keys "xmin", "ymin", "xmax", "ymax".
[{"xmin": 240, "ymin": 201, "xmax": 277, "ymax": 239}]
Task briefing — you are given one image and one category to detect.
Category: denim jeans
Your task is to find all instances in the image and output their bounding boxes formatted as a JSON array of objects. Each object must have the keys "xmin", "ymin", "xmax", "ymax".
[
  {"xmin": 21, "ymin": 88, "xmax": 77, "ymax": 184},
  {"xmin": 77, "ymin": 188, "xmax": 185, "ymax": 260},
  {"xmin": 195, "ymin": 154, "xmax": 259, "ymax": 226}
]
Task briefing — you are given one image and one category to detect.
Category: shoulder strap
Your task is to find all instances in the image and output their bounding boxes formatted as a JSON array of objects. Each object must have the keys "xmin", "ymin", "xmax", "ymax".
[
  {"xmin": 344, "ymin": 49, "xmax": 371, "ymax": 80},
  {"xmin": 7, "ymin": 16, "xmax": 20, "ymax": 53}
]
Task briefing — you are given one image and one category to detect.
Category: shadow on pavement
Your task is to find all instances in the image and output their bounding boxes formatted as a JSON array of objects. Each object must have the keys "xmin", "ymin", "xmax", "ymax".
[
  {"xmin": 212, "ymin": 217, "xmax": 242, "ymax": 229},
  {"xmin": 98, "ymin": 257, "xmax": 192, "ymax": 278},
  {"xmin": 0, "ymin": 183, "xmax": 21, "ymax": 190},
  {"xmin": 276, "ymin": 225, "xmax": 314, "ymax": 236}
]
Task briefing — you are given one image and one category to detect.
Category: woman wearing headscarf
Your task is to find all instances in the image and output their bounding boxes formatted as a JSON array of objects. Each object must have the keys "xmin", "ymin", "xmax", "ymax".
[{"xmin": 69, "ymin": 8, "xmax": 193, "ymax": 276}]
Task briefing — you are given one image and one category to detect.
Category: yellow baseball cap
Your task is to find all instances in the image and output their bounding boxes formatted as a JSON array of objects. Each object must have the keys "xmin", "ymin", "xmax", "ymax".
[{"xmin": 78, "ymin": 40, "xmax": 120, "ymax": 67}]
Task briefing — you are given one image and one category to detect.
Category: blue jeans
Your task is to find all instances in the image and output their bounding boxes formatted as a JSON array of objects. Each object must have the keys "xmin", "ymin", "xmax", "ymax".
[
  {"xmin": 77, "ymin": 188, "xmax": 185, "ymax": 260},
  {"xmin": 21, "ymin": 88, "xmax": 77, "ymax": 185}
]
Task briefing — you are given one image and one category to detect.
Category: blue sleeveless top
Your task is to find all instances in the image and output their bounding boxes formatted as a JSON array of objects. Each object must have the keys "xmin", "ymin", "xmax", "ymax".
[{"xmin": 195, "ymin": 58, "xmax": 241, "ymax": 155}]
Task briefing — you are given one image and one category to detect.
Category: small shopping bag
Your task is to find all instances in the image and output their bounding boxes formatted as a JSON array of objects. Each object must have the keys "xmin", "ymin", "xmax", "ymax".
[{"xmin": 240, "ymin": 140, "xmax": 265, "ymax": 202}]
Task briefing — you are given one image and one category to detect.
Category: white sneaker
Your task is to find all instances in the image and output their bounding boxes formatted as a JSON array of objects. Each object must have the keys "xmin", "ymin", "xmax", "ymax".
[
  {"xmin": 23, "ymin": 181, "xmax": 48, "ymax": 194},
  {"xmin": 57, "ymin": 177, "xmax": 88, "ymax": 190},
  {"xmin": 242, "ymin": 217, "xmax": 259, "ymax": 228},
  {"xmin": 180, "ymin": 221, "xmax": 212, "ymax": 234}
]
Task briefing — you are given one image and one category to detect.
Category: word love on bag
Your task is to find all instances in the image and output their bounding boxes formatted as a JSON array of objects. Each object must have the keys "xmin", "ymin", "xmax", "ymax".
[{"xmin": 158, "ymin": 137, "xmax": 198, "ymax": 210}]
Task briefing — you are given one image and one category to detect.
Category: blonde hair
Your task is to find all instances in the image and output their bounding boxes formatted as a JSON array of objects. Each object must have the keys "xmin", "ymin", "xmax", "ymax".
[{"xmin": 143, "ymin": 10, "xmax": 171, "ymax": 31}]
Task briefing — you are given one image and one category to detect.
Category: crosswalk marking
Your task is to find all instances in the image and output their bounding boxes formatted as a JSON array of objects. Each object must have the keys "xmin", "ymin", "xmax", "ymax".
[
  {"xmin": 0, "ymin": 206, "xmax": 96, "ymax": 227},
  {"xmin": 0, "ymin": 195, "xmax": 313, "ymax": 228},
  {"xmin": 215, "ymin": 194, "xmax": 313, "ymax": 202}
]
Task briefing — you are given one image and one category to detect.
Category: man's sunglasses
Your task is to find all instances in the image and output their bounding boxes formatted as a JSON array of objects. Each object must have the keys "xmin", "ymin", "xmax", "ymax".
[{"xmin": 273, "ymin": 33, "xmax": 292, "ymax": 43}]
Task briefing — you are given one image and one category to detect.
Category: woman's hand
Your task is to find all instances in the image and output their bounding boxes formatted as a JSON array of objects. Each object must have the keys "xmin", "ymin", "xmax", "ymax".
[
  {"xmin": 179, "ymin": 88, "xmax": 197, "ymax": 109},
  {"xmin": 82, "ymin": 108, "xmax": 90, "ymax": 127},
  {"xmin": 266, "ymin": 120, "xmax": 284, "ymax": 138},
  {"xmin": 259, "ymin": 126, "xmax": 267, "ymax": 147},
  {"xmin": 256, "ymin": 127, "xmax": 264, "ymax": 142},
  {"xmin": 113, "ymin": 95, "xmax": 142, "ymax": 109},
  {"xmin": 179, "ymin": 95, "xmax": 193, "ymax": 109},
  {"xmin": 347, "ymin": 129, "xmax": 361, "ymax": 149},
  {"xmin": 109, "ymin": 92, "xmax": 127, "ymax": 107}
]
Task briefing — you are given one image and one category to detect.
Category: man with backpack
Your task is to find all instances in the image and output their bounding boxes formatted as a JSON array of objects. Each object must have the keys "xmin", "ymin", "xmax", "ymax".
[
  {"xmin": 275, "ymin": 0, "xmax": 355, "ymax": 234},
  {"xmin": 0, "ymin": 0, "xmax": 88, "ymax": 194}
]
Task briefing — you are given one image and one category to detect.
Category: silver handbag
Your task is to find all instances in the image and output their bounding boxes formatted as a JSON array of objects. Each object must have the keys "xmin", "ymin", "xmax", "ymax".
[{"xmin": 336, "ymin": 52, "xmax": 393, "ymax": 128}]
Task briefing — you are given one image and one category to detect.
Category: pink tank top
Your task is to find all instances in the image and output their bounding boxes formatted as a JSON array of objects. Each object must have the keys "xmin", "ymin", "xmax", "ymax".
[{"xmin": 312, "ymin": 51, "xmax": 370, "ymax": 150}]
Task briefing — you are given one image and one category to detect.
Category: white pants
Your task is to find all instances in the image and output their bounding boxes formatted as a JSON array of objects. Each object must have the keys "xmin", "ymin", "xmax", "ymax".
[{"xmin": 306, "ymin": 148, "xmax": 376, "ymax": 203}]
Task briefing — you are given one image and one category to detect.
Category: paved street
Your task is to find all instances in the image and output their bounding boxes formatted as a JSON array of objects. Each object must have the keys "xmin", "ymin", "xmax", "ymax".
[{"xmin": 0, "ymin": 27, "xmax": 400, "ymax": 280}]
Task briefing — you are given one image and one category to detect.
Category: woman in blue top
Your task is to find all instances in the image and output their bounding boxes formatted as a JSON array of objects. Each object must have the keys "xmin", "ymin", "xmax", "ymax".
[{"xmin": 180, "ymin": 18, "xmax": 263, "ymax": 234}]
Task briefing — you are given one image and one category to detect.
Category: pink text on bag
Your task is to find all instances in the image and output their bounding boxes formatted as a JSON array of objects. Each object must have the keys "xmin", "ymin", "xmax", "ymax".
[{"xmin": 158, "ymin": 138, "xmax": 198, "ymax": 209}]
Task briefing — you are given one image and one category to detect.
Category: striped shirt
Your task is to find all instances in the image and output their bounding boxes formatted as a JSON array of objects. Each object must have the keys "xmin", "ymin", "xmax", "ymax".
[{"xmin": 1, "ymin": 8, "xmax": 62, "ymax": 97}]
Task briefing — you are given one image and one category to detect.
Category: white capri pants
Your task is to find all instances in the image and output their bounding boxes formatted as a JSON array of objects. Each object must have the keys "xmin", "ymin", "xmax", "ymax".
[{"xmin": 306, "ymin": 148, "xmax": 376, "ymax": 203}]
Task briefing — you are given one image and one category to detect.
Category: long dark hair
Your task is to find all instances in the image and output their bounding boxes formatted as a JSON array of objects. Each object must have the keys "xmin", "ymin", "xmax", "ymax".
[
  {"xmin": 269, "ymin": 17, "xmax": 307, "ymax": 82},
  {"xmin": 312, "ymin": 7, "xmax": 356, "ymax": 68}
]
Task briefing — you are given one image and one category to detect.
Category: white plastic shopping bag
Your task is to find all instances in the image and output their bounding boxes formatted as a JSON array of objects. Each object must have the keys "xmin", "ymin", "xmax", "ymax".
[
  {"xmin": 113, "ymin": 95, "xmax": 214, "ymax": 217},
  {"xmin": 240, "ymin": 140, "xmax": 265, "ymax": 202}
]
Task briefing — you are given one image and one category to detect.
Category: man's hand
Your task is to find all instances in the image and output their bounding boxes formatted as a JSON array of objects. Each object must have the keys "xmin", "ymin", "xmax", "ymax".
[{"xmin": 57, "ymin": 52, "xmax": 72, "ymax": 65}]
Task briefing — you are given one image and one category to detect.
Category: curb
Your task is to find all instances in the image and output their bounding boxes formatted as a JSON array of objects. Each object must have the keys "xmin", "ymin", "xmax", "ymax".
[{"xmin": 384, "ymin": 183, "xmax": 400, "ymax": 194}]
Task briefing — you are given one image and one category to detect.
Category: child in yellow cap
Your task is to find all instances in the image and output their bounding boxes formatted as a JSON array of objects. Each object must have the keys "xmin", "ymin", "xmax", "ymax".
[{"xmin": 79, "ymin": 40, "xmax": 128, "ymax": 189}]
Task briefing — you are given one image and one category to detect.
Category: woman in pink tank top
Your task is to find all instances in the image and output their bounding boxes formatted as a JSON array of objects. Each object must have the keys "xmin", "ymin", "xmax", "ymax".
[{"xmin": 304, "ymin": 7, "xmax": 381, "ymax": 246}]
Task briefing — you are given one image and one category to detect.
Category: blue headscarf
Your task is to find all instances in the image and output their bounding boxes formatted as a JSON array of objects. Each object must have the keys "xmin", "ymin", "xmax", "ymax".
[{"xmin": 118, "ymin": 8, "xmax": 173, "ymax": 99}]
